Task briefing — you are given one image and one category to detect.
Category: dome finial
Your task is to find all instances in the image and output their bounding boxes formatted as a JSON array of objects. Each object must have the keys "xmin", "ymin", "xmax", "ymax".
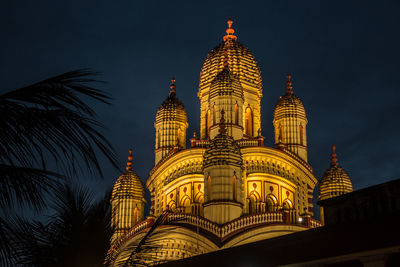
[
  {"xmin": 223, "ymin": 18, "xmax": 237, "ymax": 42},
  {"xmin": 170, "ymin": 77, "xmax": 176, "ymax": 95},
  {"xmin": 286, "ymin": 74, "xmax": 293, "ymax": 94},
  {"xmin": 219, "ymin": 109, "xmax": 227, "ymax": 134},
  {"xmin": 126, "ymin": 149, "xmax": 133, "ymax": 171},
  {"xmin": 331, "ymin": 144, "xmax": 338, "ymax": 167}
]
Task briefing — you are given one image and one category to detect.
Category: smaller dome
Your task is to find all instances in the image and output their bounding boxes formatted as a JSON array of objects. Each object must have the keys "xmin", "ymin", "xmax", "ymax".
[
  {"xmin": 111, "ymin": 149, "xmax": 145, "ymax": 201},
  {"xmin": 319, "ymin": 145, "xmax": 353, "ymax": 201},
  {"xmin": 209, "ymin": 67, "xmax": 243, "ymax": 101},
  {"xmin": 204, "ymin": 110, "xmax": 242, "ymax": 168},
  {"xmin": 273, "ymin": 74, "xmax": 307, "ymax": 121},
  {"xmin": 155, "ymin": 78, "xmax": 187, "ymax": 124}
]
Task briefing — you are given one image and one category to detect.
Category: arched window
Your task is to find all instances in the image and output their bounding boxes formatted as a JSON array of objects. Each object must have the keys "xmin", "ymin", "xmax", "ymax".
[
  {"xmin": 157, "ymin": 129, "xmax": 161, "ymax": 148},
  {"xmin": 177, "ymin": 128, "xmax": 182, "ymax": 147},
  {"xmin": 234, "ymin": 103, "xmax": 239, "ymax": 125},
  {"xmin": 283, "ymin": 199, "xmax": 293, "ymax": 210},
  {"xmin": 133, "ymin": 207, "xmax": 138, "ymax": 225},
  {"xmin": 213, "ymin": 105, "xmax": 216, "ymax": 125},
  {"xmin": 265, "ymin": 195, "xmax": 277, "ymax": 212},
  {"xmin": 207, "ymin": 175, "xmax": 212, "ymax": 200},
  {"xmin": 299, "ymin": 124, "xmax": 304, "ymax": 146},
  {"xmin": 232, "ymin": 174, "xmax": 237, "ymax": 201},
  {"xmin": 180, "ymin": 196, "xmax": 191, "ymax": 213},
  {"xmin": 278, "ymin": 125, "xmax": 283, "ymax": 143},
  {"xmin": 249, "ymin": 195, "xmax": 257, "ymax": 214},
  {"xmin": 245, "ymin": 107, "xmax": 253, "ymax": 136},
  {"xmin": 205, "ymin": 110, "xmax": 210, "ymax": 138}
]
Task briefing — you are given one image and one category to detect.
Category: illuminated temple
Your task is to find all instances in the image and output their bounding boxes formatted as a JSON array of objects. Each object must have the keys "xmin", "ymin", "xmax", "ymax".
[{"xmin": 106, "ymin": 19, "xmax": 354, "ymax": 266}]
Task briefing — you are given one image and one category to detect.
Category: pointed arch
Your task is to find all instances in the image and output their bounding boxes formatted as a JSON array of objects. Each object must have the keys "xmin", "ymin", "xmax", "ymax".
[
  {"xmin": 234, "ymin": 103, "xmax": 239, "ymax": 125},
  {"xmin": 245, "ymin": 107, "xmax": 253, "ymax": 136},
  {"xmin": 299, "ymin": 124, "xmax": 304, "ymax": 146},
  {"xmin": 249, "ymin": 194, "xmax": 258, "ymax": 214},
  {"xmin": 232, "ymin": 174, "xmax": 237, "ymax": 201},
  {"xmin": 213, "ymin": 105, "xmax": 216, "ymax": 125},
  {"xmin": 157, "ymin": 129, "xmax": 161, "ymax": 148},
  {"xmin": 133, "ymin": 207, "xmax": 138, "ymax": 225},
  {"xmin": 265, "ymin": 194, "xmax": 278, "ymax": 212},
  {"xmin": 205, "ymin": 110, "xmax": 210, "ymax": 138},
  {"xmin": 207, "ymin": 175, "xmax": 211, "ymax": 200},
  {"xmin": 283, "ymin": 199, "xmax": 293, "ymax": 210},
  {"xmin": 180, "ymin": 195, "xmax": 191, "ymax": 207},
  {"xmin": 177, "ymin": 128, "xmax": 182, "ymax": 147}
]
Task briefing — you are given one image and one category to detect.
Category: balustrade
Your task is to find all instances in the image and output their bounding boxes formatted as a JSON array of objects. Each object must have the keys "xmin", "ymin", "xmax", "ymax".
[{"xmin": 165, "ymin": 212, "xmax": 285, "ymax": 239}]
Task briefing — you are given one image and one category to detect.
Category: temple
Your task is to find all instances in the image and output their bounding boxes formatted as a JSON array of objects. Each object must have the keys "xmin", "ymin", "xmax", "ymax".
[{"xmin": 106, "ymin": 19, "xmax": 354, "ymax": 266}]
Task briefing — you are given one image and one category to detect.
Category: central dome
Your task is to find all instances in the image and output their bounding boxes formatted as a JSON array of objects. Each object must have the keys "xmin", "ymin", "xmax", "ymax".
[
  {"xmin": 198, "ymin": 20, "xmax": 262, "ymax": 99},
  {"xmin": 203, "ymin": 110, "xmax": 242, "ymax": 168}
]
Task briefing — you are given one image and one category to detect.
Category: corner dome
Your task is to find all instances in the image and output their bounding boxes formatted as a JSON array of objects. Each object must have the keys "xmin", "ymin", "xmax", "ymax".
[
  {"xmin": 111, "ymin": 150, "xmax": 145, "ymax": 201},
  {"xmin": 273, "ymin": 74, "xmax": 307, "ymax": 121},
  {"xmin": 198, "ymin": 20, "xmax": 262, "ymax": 98},
  {"xmin": 203, "ymin": 111, "xmax": 242, "ymax": 169},
  {"xmin": 319, "ymin": 145, "xmax": 353, "ymax": 201},
  {"xmin": 156, "ymin": 78, "xmax": 187, "ymax": 124}
]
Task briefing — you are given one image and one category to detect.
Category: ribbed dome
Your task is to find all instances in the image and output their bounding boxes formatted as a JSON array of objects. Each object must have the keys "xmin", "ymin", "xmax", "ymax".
[
  {"xmin": 111, "ymin": 150, "xmax": 145, "ymax": 201},
  {"xmin": 204, "ymin": 112, "xmax": 242, "ymax": 168},
  {"xmin": 318, "ymin": 146, "xmax": 353, "ymax": 201},
  {"xmin": 209, "ymin": 68, "xmax": 244, "ymax": 100},
  {"xmin": 112, "ymin": 170, "xmax": 145, "ymax": 201},
  {"xmin": 155, "ymin": 89, "xmax": 187, "ymax": 124},
  {"xmin": 199, "ymin": 38, "xmax": 262, "ymax": 98},
  {"xmin": 273, "ymin": 75, "xmax": 307, "ymax": 121}
]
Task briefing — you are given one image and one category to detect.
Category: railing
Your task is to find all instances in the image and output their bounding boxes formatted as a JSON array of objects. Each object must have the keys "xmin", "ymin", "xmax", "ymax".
[
  {"xmin": 191, "ymin": 139, "xmax": 210, "ymax": 148},
  {"xmin": 165, "ymin": 212, "xmax": 284, "ymax": 240},
  {"xmin": 309, "ymin": 218, "xmax": 323, "ymax": 228},
  {"xmin": 106, "ymin": 218, "xmax": 154, "ymax": 263},
  {"xmin": 121, "ymin": 219, "xmax": 151, "ymax": 242},
  {"xmin": 191, "ymin": 136, "xmax": 264, "ymax": 149},
  {"xmin": 236, "ymin": 137, "xmax": 264, "ymax": 148}
]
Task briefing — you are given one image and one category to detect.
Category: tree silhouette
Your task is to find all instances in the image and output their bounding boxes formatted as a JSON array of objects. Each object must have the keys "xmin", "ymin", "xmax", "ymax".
[
  {"xmin": 7, "ymin": 184, "xmax": 112, "ymax": 267},
  {"xmin": 0, "ymin": 70, "xmax": 120, "ymax": 265}
]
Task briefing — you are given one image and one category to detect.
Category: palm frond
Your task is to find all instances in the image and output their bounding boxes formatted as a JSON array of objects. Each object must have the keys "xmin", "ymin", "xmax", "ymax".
[
  {"xmin": 0, "ymin": 69, "xmax": 120, "ymax": 177},
  {"xmin": 0, "ymin": 164, "xmax": 62, "ymax": 210},
  {"xmin": 3, "ymin": 183, "xmax": 113, "ymax": 267}
]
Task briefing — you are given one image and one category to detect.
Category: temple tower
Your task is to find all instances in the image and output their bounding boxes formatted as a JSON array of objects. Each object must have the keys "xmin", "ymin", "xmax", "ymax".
[
  {"xmin": 154, "ymin": 78, "xmax": 188, "ymax": 164},
  {"xmin": 111, "ymin": 149, "xmax": 146, "ymax": 243},
  {"xmin": 198, "ymin": 19, "xmax": 263, "ymax": 140},
  {"xmin": 318, "ymin": 145, "xmax": 353, "ymax": 224},
  {"xmin": 203, "ymin": 110, "xmax": 244, "ymax": 224},
  {"xmin": 208, "ymin": 53, "xmax": 244, "ymax": 140},
  {"xmin": 273, "ymin": 74, "xmax": 308, "ymax": 162}
]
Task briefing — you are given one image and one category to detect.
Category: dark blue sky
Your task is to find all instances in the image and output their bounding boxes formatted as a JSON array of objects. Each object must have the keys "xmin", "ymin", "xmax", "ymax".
[{"xmin": 1, "ymin": 0, "xmax": 399, "ymax": 200}]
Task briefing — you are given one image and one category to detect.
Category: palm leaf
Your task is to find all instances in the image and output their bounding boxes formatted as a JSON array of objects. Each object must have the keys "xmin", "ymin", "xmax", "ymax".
[
  {"xmin": 0, "ymin": 69, "xmax": 120, "ymax": 209},
  {"xmin": 0, "ymin": 69, "xmax": 119, "ymax": 175},
  {"xmin": 5, "ymin": 183, "xmax": 113, "ymax": 267}
]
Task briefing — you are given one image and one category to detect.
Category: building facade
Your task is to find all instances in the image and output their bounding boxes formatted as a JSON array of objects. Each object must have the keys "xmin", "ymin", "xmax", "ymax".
[{"xmin": 106, "ymin": 19, "xmax": 354, "ymax": 266}]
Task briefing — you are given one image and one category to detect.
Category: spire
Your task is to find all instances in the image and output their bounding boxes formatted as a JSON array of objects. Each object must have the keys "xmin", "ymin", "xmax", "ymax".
[
  {"xmin": 169, "ymin": 77, "xmax": 176, "ymax": 95},
  {"xmin": 126, "ymin": 149, "xmax": 133, "ymax": 171},
  {"xmin": 286, "ymin": 74, "xmax": 293, "ymax": 94},
  {"xmin": 219, "ymin": 109, "xmax": 227, "ymax": 134},
  {"xmin": 331, "ymin": 145, "xmax": 338, "ymax": 167},
  {"xmin": 223, "ymin": 18, "xmax": 237, "ymax": 42}
]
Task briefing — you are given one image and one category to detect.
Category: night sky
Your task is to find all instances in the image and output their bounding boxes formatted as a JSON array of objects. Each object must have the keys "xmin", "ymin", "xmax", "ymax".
[{"xmin": 1, "ymin": 0, "xmax": 399, "ymax": 207}]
